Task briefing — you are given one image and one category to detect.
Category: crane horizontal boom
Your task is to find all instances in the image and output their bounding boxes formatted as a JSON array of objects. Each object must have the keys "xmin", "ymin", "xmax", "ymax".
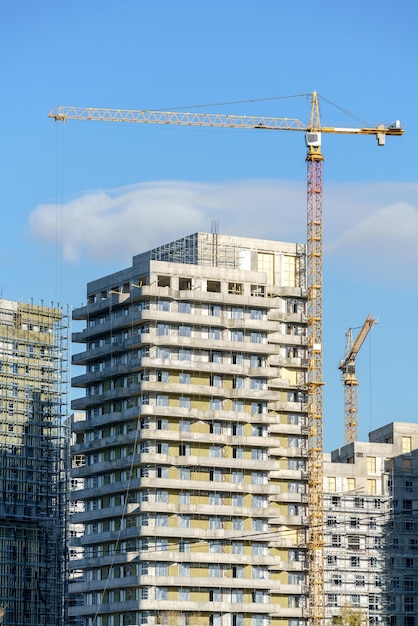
[
  {"xmin": 339, "ymin": 314, "xmax": 378, "ymax": 371},
  {"xmin": 48, "ymin": 106, "xmax": 404, "ymax": 139}
]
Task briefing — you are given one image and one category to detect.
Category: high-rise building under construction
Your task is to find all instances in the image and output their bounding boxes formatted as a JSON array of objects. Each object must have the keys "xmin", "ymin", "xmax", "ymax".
[
  {"xmin": 0, "ymin": 299, "xmax": 69, "ymax": 626},
  {"xmin": 69, "ymin": 232, "xmax": 309, "ymax": 626},
  {"xmin": 323, "ymin": 422, "xmax": 418, "ymax": 626}
]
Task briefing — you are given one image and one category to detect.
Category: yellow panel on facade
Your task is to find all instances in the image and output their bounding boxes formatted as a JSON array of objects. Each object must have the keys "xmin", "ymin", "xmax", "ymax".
[
  {"xmin": 282, "ymin": 255, "xmax": 299, "ymax": 287},
  {"xmin": 257, "ymin": 252, "xmax": 274, "ymax": 284}
]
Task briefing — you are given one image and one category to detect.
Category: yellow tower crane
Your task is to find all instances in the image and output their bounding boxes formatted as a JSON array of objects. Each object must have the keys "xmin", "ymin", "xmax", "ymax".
[
  {"xmin": 49, "ymin": 94, "xmax": 403, "ymax": 626},
  {"xmin": 339, "ymin": 314, "xmax": 377, "ymax": 445}
]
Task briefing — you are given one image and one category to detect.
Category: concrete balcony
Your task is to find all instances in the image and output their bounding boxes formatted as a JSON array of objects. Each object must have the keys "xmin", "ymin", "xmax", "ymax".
[
  {"xmin": 138, "ymin": 476, "xmax": 275, "ymax": 495},
  {"xmin": 268, "ymin": 310, "xmax": 306, "ymax": 324},
  {"xmin": 269, "ymin": 446, "xmax": 307, "ymax": 459},
  {"xmin": 269, "ymin": 333, "xmax": 306, "ymax": 346},
  {"xmin": 270, "ymin": 401, "xmax": 307, "ymax": 413}
]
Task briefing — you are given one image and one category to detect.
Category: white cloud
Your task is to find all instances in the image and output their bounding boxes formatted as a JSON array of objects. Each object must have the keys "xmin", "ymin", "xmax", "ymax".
[
  {"xmin": 329, "ymin": 202, "xmax": 418, "ymax": 250},
  {"xmin": 28, "ymin": 179, "xmax": 418, "ymax": 285},
  {"xmin": 28, "ymin": 180, "xmax": 305, "ymax": 263}
]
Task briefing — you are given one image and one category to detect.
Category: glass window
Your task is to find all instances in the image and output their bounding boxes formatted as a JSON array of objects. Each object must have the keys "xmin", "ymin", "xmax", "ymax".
[
  {"xmin": 179, "ymin": 396, "xmax": 191, "ymax": 408},
  {"xmin": 250, "ymin": 378, "xmax": 267, "ymax": 390},
  {"xmin": 212, "ymin": 375, "xmax": 223, "ymax": 387},
  {"xmin": 210, "ymin": 398, "xmax": 223, "ymax": 410},
  {"xmin": 178, "ymin": 563, "xmax": 190, "ymax": 576},
  {"xmin": 157, "ymin": 346, "xmax": 170, "ymax": 359},
  {"xmin": 252, "ymin": 448, "xmax": 267, "ymax": 460},
  {"xmin": 402, "ymin": 437, "xmax": 412, "ymax": 453},
  {"xmin": 347, "ymin": 477, "xmax": 356, "ymax": 491},
  {"xmin": 250, "ymin": 309, "xmax": 265, "ymax": 320},
  {"xmin": 179, "ymin": 348, "xmax": 192, "ymax": 361},
  {"xmin": 210, "ymin": 420, "xmax": 222, "ymax": 434},
  {"xmin": 231, "ymin": 589, "xmax": 243, "ymax": 603},
  {"xmin": 232, "ymin": 494, "xmax": 243, "ymax": 506},
  {"xmin": 210, "ymin": 445, "xmax": 222, "ymax": 458},
  {"xmin": 179, "ymin": 539, "xmax": 190, "ymax": 553},
  {"xmin": 179, "ymin": 419, "xmax": 191, "ymax": 431},
  {"xmin": 179, "ymin": 372, "xmax": 191, "ymax": 384},
  {"xmin": 230, "ymin": 330, "xmax": 244, "ymax": 342},
  {"xmin": 367, "ymin": 456, "xmax": 376, "ymax": 473},
  {"xmin": 157, "ymin": 300, "xmax": 170, "ymax": 311},
  {"xmin": 210, "ymin": 351, "xmax": 223, "ymax": 363},
  {"xmin": 178, "ymin": 515, "xmax": 190, "ymax": 528},
  {"xmin": 210, "ymin": 492, "xmax": 222, "ymax": 505},
  {"xmin": 209, "ymin": 564, "xmax": 222, "ymax": 578},
  {"xmin": 367, "ymin": 479, "xmax": 376, "ymax": 494},
  {"xmin": 252, "ymin": 519, "xmax": 267, "ymax": 532},
  {"xmin": 209, "ymin": 304, "xmax": 221, "ymax": 316},
  {"xmin": 232, "ymin": 542, "xmax": 244, "ymax": 554},
  {"xmin": 209, "ymin": 541, "xmax": 222, "ymax": 554},
  {"xmin": 250, "ymin": 331, "xmax": 266, "ymax": 344},
  {"xmin": 156, "ymin": 563, "xmax": 168, "ymax": 576},
  {"xmin": 156, "ymin": 587, "xmax": 168, "ymax": 600},
  {"xmin": 179, "ymin": 491, "xmax": 190, "ymax": 504},
  {"xmin": 210, "ymin": 517, "xmax": 222, "ymax": 530},
  {"xmin": 327, "ymin": 477, "xmax": 336, "ymax": 492},
  {"xmin": 156, "ymin": 394, "xmax": 169, "ymax": 406},
  {"xmin": 209, "ymin": 327, "xmax": 221, "ymax": 340},
  {"xmin": 232, "ymin": 470, "xmax": 243, "ymax": 483},
  {"xmin": 252, "ymin": 472, "xmax": 268, "ymax": 485}
]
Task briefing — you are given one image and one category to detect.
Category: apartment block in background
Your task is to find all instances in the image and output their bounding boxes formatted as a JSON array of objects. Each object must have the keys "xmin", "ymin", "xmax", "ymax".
[
  {"xmin": 0, "ymin": 299, "xmax": 69, "ymax": 626},
  {"xmin": 323, "ymin": 422, "xmax": 418, "ymax": 626},
  {"xmin": 69, "ymin": 232, "xmax": 309, "ymax": 626}
]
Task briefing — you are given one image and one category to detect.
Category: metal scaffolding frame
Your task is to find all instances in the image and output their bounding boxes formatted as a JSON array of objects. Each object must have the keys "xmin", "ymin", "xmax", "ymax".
[{"xmin": 0, "ymin": 299, "xmax": 69, "ymax": 626}]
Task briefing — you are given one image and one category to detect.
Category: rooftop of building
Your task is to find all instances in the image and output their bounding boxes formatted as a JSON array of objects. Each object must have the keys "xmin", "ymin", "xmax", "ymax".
[{"xmin": 85, "ymin": 231, "xmax": 305, "ymax": 295}]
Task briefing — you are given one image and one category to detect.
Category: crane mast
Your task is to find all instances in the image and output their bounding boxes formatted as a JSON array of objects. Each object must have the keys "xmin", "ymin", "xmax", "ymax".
[
  {"xmin": 339, "ymin": 315, "xmax": 377, "ymax": 445},
  {"xmin": 305, "ymin": 92, "xmax": 325, "ymax": 626},
  {"xmin": 49, "ymin": 95, "xmax": 402, "ymax": 626}
]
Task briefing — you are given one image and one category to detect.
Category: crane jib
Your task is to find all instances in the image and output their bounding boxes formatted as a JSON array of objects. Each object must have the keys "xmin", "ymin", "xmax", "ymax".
[{"xmin": 48, "ymin": 107, "xmax": 403, "ymax": 137}]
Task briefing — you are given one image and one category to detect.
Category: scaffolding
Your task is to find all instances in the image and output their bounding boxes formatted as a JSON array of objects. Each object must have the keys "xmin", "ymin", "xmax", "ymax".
[
  {"xmin": 149, "ymin": 232, "xmax": 239, "ymax": 268},
  {"xmin": 0, "ymin": 299, "xmax": 69, "ymax": 626}
]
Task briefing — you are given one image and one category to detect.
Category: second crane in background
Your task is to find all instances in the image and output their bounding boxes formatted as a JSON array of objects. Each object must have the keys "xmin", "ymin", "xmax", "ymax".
[{"xmin": 339, "ymin": 314, "xmax": 377, "ymax": 445}]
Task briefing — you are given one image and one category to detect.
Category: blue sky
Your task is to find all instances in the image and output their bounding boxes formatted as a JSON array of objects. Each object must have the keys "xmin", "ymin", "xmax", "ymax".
[{"xmin": 1, "ymin": 0, "xmax": 417, "ymax": 450}]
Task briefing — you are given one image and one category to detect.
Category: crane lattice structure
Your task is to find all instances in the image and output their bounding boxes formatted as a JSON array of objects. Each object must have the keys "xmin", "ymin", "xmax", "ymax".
[
  {"xmin": 49, "ymin": 94, "xmax": 402, "ymax": 626},
  {"xmin": 339, "ymin": 314, "xmax": 377, "ymax": 445}
]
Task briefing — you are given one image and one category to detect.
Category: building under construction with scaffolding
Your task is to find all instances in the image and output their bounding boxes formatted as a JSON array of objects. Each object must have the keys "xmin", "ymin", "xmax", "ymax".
[{"xmin": 0, "ymin": 299, "xmax": 69, "ymax": 626}]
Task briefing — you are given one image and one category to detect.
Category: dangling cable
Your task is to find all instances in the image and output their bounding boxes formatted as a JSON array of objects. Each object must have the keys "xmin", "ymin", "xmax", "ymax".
[{"xmin": 55, "ymin": 121, "xmax": 64, "ymax": 306}]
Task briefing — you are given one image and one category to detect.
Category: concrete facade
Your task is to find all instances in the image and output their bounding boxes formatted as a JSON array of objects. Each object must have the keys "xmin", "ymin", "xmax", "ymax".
[{"xmin": 69, "ymin": 233, "xmax": 309, "ymax": 626}]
